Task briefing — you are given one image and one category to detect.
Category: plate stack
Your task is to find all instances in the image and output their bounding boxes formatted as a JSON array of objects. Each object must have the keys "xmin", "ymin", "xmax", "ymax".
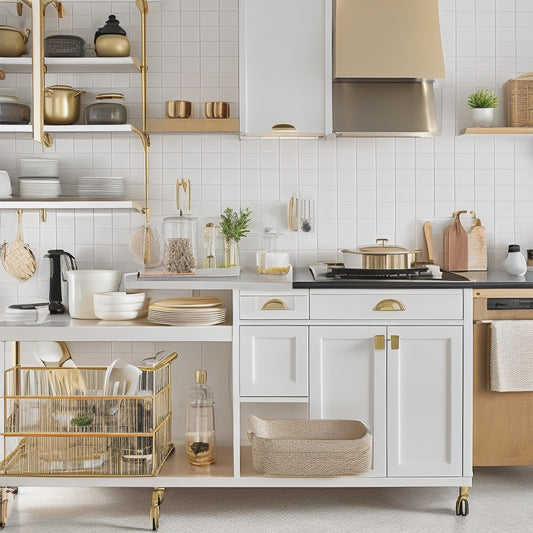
[
  {"xmin": 77, "ymin": 176, "xmax": 125, "ymax": 198},
  {"xmin": 148, "ymin": 297, "xmax": 226, "ymax": 326},
  {"xmin": 94, "ymin": 292, "xmax": 149, "ymax": 321},
  {"xmin": 18, "ymin": 158, "xmax": 61, "ymax": 198}
]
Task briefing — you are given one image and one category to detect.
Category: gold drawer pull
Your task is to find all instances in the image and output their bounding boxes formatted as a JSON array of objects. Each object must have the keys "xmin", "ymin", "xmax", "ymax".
[
  {"xmin": 272, "ymin": 123, "xmax": 296, "ymax": 131},
  {"xmin": 390, "ymin": 335, "xmax": 400, "ymax": 350},
  {"xmin": 261, "ymin": 298, "xmax": 288, "ymax": 310},
  {"xmin": 374, "ymin": 335, "xmax": 385, "ymax": 350},
  {"xmin": 373, "ymin": 299, "xmax": 406, "ymax": 312}
]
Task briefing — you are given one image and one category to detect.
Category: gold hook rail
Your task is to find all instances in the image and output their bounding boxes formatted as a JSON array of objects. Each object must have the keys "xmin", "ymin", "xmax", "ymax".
[{"xmin": 42, "ymin": 0, "xmax": 63, "ymax": 17}]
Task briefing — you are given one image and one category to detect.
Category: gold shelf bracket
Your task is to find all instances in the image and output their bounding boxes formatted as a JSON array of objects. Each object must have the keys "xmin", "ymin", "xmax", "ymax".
[
  {"xmin": 0, "ymin": 68, "xmax": 5, "ymax": 81},
  {"xmin": 42, "ymin": 0, "xmax": 64, "ymax": 17},
  {"xmin": 17, "ymin": 0, "xmax": 32, "ymax": 16}
]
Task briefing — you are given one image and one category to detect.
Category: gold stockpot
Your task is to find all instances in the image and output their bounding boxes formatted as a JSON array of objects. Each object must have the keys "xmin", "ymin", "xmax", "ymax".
[
  {"xmin": 44, "ymin": 85, "xmax": 85, "ymax": 125},
  {"xmin": 95, "ymin": 34, "xmax": 131, "ymax": 57},
  {"xmin": 166, "ymin": 100, "xmax": 192, "ymax": 118},
  {"xmin": 205, "ymin": 101, "xmax": 230, "ymax": 119},
  {"xmin": 0, "ymin": 26, "xmax": 31, "ymax": 57}
]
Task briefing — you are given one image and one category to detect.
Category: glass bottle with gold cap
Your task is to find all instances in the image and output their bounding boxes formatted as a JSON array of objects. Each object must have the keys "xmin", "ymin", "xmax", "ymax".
[{"xmin": 185, "ymin": 370, "xmax": 216, "ymax": 465}]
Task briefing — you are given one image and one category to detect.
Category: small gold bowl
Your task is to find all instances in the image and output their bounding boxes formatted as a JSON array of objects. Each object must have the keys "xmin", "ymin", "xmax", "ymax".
[
  {"xmin": 166, "ymin": 100, "xmax": 192, "ymax": 119},
  {"xmin": 205, "ymin": 101, "xmax": 230, "ymax": 119}
]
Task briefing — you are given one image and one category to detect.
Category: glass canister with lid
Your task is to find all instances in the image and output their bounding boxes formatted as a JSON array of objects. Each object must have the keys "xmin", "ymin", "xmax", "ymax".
[
  {"xmin": 256, "ymin": 227, "xmax": 290, "ymax": 275},
  {"xmin": 162, "ymin": 212, "xmax": 197, "ymax": 273},
  {"xmin": 84, "ymin": 93, "xmax": 127, "ymax": 125}
]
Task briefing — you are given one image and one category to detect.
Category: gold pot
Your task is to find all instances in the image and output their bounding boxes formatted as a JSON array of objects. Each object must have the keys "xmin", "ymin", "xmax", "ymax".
[
  {"xmin": 0, "ymin": 26, "xmax": 31, "ymax": 57},
  {"xmin": 340, "ymin": 239, "xmax": 420, "ymax": 269},
  {"xmin": 166, "ymin": 100, "xmax": 192, "ymax": 119},
  {"xmin": 95, "ymin": 34, "xmax": 131, "ymax": 57},
  {"xmin": 205, "ymin": 101, "xmax": 230, "ymax": 119},
  {"xmin": 44, "ymin": 85, "xmax": 85, "ymax": 125}
]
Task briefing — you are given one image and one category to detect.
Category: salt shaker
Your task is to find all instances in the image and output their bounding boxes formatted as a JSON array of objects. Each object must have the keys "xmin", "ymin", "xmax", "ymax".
[{"xmin": 502, "ymin": 244, "xmax": 527, "ymax": 276}]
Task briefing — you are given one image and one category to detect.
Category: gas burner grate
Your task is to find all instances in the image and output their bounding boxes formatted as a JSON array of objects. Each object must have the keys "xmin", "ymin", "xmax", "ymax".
[{"xmin": 325, "ymin": 267, "xmax": 430, "ymax": 280}]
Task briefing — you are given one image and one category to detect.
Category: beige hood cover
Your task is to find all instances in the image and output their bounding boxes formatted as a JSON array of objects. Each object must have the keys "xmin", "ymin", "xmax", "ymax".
[{"xmin": 334, "ymin": 0, "xmax": 445, "ymax": 79}]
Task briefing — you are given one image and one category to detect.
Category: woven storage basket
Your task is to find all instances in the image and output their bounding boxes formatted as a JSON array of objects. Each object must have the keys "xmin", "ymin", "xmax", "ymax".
[
  {"xmin": 247, "ymin": 416, "xmax": 372, "ymax": 477},
  {"xmin": 504, "ymin": 73, "xmax": 533, "ymax": 126}
]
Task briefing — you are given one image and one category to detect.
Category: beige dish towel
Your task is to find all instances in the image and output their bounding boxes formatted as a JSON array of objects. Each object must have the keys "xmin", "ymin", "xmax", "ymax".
[{"xmin": 490, "ymin": 320, "xmax": 533, "ymax": 391}]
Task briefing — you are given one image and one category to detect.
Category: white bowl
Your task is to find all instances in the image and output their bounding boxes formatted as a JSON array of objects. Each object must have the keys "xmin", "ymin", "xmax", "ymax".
[
  {"xmin": 94, "ymin": 300, "xmax": 149, "ymax": 312},
  {"xmin": 94, "ymin": 291, "xmax": 145, "ymax": 304},
  {"xmin": 94, "ymin": 307, "xmax": 148, "ymax": 321}
]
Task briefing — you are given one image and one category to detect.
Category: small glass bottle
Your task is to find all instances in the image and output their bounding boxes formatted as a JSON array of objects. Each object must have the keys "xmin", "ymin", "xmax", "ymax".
[
  {"xmin": 185, "ymin": 370, "xmax": 216, "ymax": 466},
  {"xmin": 502, "ymin": 244, "xmax": 527, "ymax": 276}
]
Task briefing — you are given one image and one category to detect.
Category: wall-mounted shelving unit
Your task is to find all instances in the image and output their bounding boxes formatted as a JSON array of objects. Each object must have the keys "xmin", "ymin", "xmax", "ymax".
[
  {"xmin": 0, "ymin": 56, "xmax": 141, "ymax": 73},
  {"xmin": 0, "ymin": 199, "xmax": 143, "ymax": 211},
  {"xmin": 147, "ymin": 118, "xmax": 240, "ymax": 133},
  {"xmin": 461, "ymin": 127, "xmax": 533, "ymax": 135}
]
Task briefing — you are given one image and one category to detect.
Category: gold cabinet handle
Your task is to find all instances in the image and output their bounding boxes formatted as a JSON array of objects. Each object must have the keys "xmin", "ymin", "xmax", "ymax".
[
  {"xmin": 372, "ymin": 299, "xmax": 406, "ymax": 312},
  {"xmin": 390, "ymin": 335, "xmax": 400, "ymax": 350},
  {"xmin": 272, "ymin": 123, "xmax": 296, "ymax": 131},
  {"xmin": 374, "ymin": 335, "xmax": 385, "ymax": 350},
  {"xmin": 261, "ymin": 298, "xmax": 288, "ymax": 310}
]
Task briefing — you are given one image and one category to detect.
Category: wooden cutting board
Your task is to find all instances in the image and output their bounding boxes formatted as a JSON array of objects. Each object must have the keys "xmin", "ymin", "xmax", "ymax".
[
  {"xmin": 443, "ymin": 211, "xmax": 468, "ymax": 271},
  {"xmin": 467, "ymin": 217, "xmax": 487, "ymax": 271}
]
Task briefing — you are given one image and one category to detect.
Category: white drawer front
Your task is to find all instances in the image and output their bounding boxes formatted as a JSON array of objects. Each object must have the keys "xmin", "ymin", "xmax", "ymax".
[
  {"xmin": 310, "ymin": 290, "xmax": 463, "ymax": 320},
  {"xmin": 239, "ymin": 292, "xmax": 309, "ymax": 319}
]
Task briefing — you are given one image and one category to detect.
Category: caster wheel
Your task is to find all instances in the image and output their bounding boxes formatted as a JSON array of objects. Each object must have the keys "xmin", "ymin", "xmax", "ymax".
[{"xmin": 456, "ymin": 498, "xmax": 469, "ymax": 516}]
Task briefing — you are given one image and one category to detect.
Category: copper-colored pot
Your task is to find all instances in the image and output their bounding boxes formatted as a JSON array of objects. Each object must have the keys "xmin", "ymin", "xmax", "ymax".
[
  {"xmin": 166, "ymin": 100, "xmax": 192, "ymax": 118},
  {"xmin": 205, "ymin": 101, "xmax": 230, "ymax": 119},
  {"xmin": 0, "ymin": 26, "xmax": 31, "ymax": 57},
  {"xmin": 44, "ymin": 85, "xmax": 85, "ymax": 125}
]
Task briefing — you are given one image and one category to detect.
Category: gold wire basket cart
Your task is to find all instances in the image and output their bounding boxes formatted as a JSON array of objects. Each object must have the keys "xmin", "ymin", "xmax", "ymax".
[{"xmin": 1, "ymin": 351, "xmax": 177, "ymax": 477}]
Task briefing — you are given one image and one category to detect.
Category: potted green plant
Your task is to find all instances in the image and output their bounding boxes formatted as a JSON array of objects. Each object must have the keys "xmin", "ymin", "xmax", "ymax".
[
  {"xmin": 219, "ymin": 207, "xmax": 252, "ymax": 267},
  {"xmin": 467, "ymin": 89, "xmax": 498, "ymax": 127}
]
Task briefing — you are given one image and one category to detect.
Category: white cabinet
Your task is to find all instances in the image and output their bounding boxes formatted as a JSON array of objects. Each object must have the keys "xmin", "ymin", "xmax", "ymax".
[
  {"xmin": 239, "ymin": 0, "xmax": 332, "ymax": 136},
  {"xmin": 309, "ymin": 326, "xmax": 387, "ymax": 477},
  {"xmin": 387, "ymin": 325, "xmax": 463, "ymax": 477},
  {"xmin": 240, "ymin": 325, "xmax": 308, "ymax": 397}
]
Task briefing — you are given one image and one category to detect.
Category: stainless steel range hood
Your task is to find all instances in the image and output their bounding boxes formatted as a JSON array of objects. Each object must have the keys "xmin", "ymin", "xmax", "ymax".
[{"xmin": 333, "ymin": 0, "xmax": 445, "ymax": 137}]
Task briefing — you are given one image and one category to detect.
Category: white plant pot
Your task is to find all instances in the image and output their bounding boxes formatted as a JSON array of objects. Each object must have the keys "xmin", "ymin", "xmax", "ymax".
[{"xmin": 471, "ymin": 108, "xmax": 495, "ymax": 127}]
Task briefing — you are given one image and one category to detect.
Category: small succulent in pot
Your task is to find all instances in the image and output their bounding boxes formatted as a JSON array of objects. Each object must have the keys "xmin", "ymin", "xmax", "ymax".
[{"xmin": 467, "ymin": 89, "xmax": 498, "ymax": 127}]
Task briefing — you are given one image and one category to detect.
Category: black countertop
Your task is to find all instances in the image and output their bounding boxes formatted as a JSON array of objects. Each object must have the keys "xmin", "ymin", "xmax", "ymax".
[{"xmin": 292, "ymin": 267, "xmax": 533, "ymax": 289}]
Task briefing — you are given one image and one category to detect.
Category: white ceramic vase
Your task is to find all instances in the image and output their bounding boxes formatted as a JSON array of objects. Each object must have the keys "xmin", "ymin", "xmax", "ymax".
[{"xmin": 471, "ymin": 107, "xmax": 495, "ymax": 127}]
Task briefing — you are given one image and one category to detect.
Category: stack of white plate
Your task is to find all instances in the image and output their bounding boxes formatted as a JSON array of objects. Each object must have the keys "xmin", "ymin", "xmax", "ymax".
[
  {"xmin": 19, "ymin": 178, "xmax": 61, "ymax": 198},
  {"xmin": 19, "ymin": 158, "xmax": 59, "ymax": 178},
  {"xmin": 148, "ymin": 297, "xmax": 226, "ymax": 326},
  {"xmin": 77, "ymin": 176, "xmax": 125, "ymax": 198},
  {"xmin": 93, "ymin": 291, "xmax": 149, "ymax": 321}
]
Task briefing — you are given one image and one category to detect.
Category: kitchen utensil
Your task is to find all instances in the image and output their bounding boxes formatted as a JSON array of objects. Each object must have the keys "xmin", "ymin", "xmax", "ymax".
[
  {"xmin": 18, "ymin": 178, "xmax": 61, "ymax": 198},
  {"xmin": 340, "ymin": 239, "xmax": 420, "ymax": 270},
  {"xmin": 203, "ymin": 222, "xmax": 217, "ymax": 268},
  {"xmin": 94, "ymin": 291, "xmax": 145, "ymax": 305},
  {"xmin": 299, "ymin": 199, "xmax": 313, "ymax": 232},
  {"xmin": 77, "ymin": 176, "xmax": 124, "ymax": 198},
  {"xmin": 84, "ymin": 93, "xmax": 127, "ymax": 125},
  {"xmin": 0, "ymin": 95, "xmax": 31, "ymax": 125},
  {"xmin": 44, "ymin": 85, "xmax": 85, "ymax": 125},
  {"xmin": 0, "ymin": 170, "xmax": 12, "ymax": 198},
  {"xmin": 44, "ymin": 34, "xmax": 85, "ymax": 57},
  {"xmin": 66, "ymin": 269, "xmax": 122, "ymax": 319},
  {"xmin": 423, "ymin": 221, "xmax": 434, "ymax": 264},
  {"xmin": 19, "ymin": 158, "xmax": 59, "ymax": 178},
  {"xmin": 45, "ymin": 249, "xmax": 77, "ymax": 314},
  {"xmin": 0, "ymin": 26, "xmax": 30, "ymax": 56},
  {"xmin": 166, "ymin": 100, "xmax": 192, "ymax": 118},
  {"xmin": 34, "ymin": 341, "xmax": 73, "ymax": 367},
  {"xmin": 443, "ymin": 211, "xmax": 468, "ymax": 271},
  {"xmin": 288, "ymin": 195, "xmax": 299, "ymax": 231},
  {"xmin": 104, "ymin": 359, "xmax": 142, "ymax": 396},
  {"xmin": 205, "ymin": 101, "xmax": 230, "ymax": 118},
  {"xmin": 94, "ymin": 15, "xmax": 130, "ymax": 57},
  {"xmin": 0, "ymin": 210, "xmax": 36, "ymax": 281},
  {"xmin": 467, "ymin": 213, "xmax": 487, "ymax": 271}
]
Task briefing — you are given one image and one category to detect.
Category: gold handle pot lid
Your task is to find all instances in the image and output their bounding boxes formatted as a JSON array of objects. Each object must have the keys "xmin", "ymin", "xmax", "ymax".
[{"xmin": 96, "ymin": 93, "xmax": 125, "ymax": 100}]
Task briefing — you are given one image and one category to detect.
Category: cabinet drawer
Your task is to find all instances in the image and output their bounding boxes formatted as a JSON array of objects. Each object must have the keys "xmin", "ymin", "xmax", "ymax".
[
  {"xmin": 240, "ymin": 292, "xmax": 309, "ymax": 319},
  {"xmin": 310, "ymin": 290, "xmax": 463, "ymax": 320}
]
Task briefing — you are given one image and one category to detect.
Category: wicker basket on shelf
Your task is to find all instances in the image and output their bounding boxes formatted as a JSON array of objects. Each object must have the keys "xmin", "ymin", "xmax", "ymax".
[{"xmin": 504, "ymin": 73, "xmax": 533, "ymax": 126}]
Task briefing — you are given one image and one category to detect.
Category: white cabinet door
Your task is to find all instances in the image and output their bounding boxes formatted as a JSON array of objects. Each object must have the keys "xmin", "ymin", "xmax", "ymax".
[
  {"xmin": 239, "ymin": 0, "xmax": 331, "ymax": 136},
  {"xmin": 387, "ymin": 325, "xmax": 463, "ymax": 477},
  {"xmin": 240, "ymin": 326, "xmax": 308, "ymax": 396},
  {"xmin": 309, "ymin": 326, "xmax": 387, "ymax": 477}
]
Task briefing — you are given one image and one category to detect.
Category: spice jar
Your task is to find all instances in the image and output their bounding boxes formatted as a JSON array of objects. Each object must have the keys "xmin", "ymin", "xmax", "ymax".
[{"xmin": 162, "ymin": 213, "xmax": 196, "ymax": 273}]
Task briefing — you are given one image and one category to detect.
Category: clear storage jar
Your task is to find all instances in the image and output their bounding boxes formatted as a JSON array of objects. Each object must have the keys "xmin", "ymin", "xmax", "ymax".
[{"xmin": 162, "ymin": 215, "xmax": 196, "ymax": 273}]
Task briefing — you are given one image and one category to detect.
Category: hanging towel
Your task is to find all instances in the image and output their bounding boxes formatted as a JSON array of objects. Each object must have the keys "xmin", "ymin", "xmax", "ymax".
[{"xmin": 490, "ymin": 320, "xmax": 533, "ymax": 392}]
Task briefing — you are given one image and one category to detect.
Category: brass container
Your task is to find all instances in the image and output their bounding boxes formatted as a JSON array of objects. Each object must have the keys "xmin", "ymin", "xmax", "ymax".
[
  {"xmin": 95, "ymin": 34, "xmax": 131, "ymax": 57},
  {"xmin": 205, "ymin": 101, "xmax": 230, "ymax": 119},
  {"xmin": 0, "ymin": 26, "xmax": 31, "ymax": 57},
  {"xmin": 166, "ymin": 100, "xmax": 192, "ymax": 119},
  {"xmin": 340, "ymin": 239, "xmax": 420, "ymax": 270},
  {"xmin": 44, "ymin": 85, "xmax": 85, "ymax": 125}
]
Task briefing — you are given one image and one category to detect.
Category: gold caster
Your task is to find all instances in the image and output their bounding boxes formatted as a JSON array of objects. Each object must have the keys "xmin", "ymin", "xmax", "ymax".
[
  {"xmin": 0, "ymin": 488, "xmax": 17, "ymax": 528},
  {"xmin": 456, "ymin": 486, "xmax": 469, "ymax": 516},
  {"xmin": 150, "ymin": 488, "xmax": 165, "ymax": 530}
]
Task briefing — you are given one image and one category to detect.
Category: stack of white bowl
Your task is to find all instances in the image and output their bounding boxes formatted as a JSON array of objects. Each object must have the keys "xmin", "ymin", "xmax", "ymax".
[
  {"xmin": 93, "ymin": 292, "xmax": 149, "ymax": 321},
  {"xmin": 18, "ymin": 157, "xmax": 61, "ymax": 198}
]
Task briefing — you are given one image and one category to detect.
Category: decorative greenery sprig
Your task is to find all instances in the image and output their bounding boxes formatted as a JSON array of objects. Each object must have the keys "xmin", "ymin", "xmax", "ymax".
[
  {"xmin": 219, "ymin": 207, "xmax": 252, "ymax": 242},
  {"xmin": 71, "ymin": 415, "xmax": 93, "ymax": 427},
  {"xmin": 467, "ymin": 89, "xmax": 498, "ymax": 108}
]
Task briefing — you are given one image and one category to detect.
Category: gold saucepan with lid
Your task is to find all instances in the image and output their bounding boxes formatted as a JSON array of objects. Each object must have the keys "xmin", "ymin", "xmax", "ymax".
[{"xmin": 340, "ymin": 239, "xmax": 420, "ymax": 269}]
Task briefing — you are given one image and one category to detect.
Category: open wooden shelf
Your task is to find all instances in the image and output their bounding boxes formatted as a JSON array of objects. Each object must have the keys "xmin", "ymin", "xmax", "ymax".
[
  {"xmin": 461, "ymin": 127, "xmax": 533, "ymax": 135},
  {"xmin": 0, "ymin": 198, "xmax": 142, "ymax": 211},
  {"xmin": 147, "ymin": 118, "xmax": 240, "ymax": 133},
  {"xmin": 0, "ymin": 56, "xmax": 141, "ymax": 74}
]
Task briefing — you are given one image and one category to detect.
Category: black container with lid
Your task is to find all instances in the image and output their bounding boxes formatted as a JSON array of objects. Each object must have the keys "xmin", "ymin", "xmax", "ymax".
[{"xmin": 94, "ymin": 15, "xmax": 127, "ymax": 43}]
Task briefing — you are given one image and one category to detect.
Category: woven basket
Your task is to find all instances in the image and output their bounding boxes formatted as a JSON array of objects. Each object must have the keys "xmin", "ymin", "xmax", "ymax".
[
  {"xmin": 247, "ymin": 416, "xmax": 372, "ymax": 477},
  {"xmin": 504, "ymin": 73, "xmax": 533, "ymax": 126}
]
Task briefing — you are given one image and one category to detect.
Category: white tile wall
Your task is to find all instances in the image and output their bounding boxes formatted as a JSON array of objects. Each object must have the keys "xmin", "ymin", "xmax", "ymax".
[{"xmin": 0, "ymin": 0, "xmax": 532, "ymax": 308}]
